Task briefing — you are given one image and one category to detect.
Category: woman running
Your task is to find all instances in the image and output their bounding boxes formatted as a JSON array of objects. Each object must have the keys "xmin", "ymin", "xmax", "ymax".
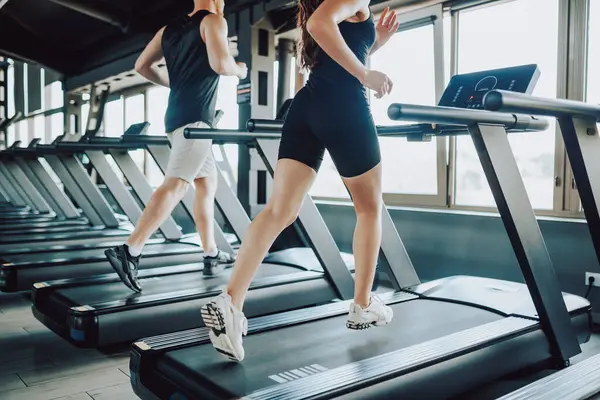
[{"xmin": 202, "ymin": 0, "xmax": 399, "ymax": 361}]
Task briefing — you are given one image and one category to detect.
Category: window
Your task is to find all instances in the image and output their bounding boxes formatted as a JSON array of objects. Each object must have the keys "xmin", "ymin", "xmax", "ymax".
[
  {"xmin": 144, "ymin": 87, "xmax": 169, "ymax": 186},
  {"xmin": 125, "ymin": 94, "xmax": 146, "ymax": 172},
  {"xmin": 444, "ymin": 13, "xmax": 452, "ymax": 83},
  {"xmin": 370, "ymin": 24, "xmax": 438, "ymax": 195},
  {"xmin": 147, "ymin": 86, "xmax": 169, "ymax": 135},
  {"xmin": 103, "ymin": 97, "xmax": 125, "ymax": 180},
  {"xmin": 33, "ymin": 115, "xmax": 44, "ymax": 142},
  {"xmin": 16, "ymin": 119, "xmax": 28, "ymax": 144},
  {"xmin": 587, "ymin": 0, "xmax": 600, "ymax": 106},
  {"xmin": 103, "ymin": 97, "xmax": 124, "ymax": 138},
  {"xmin": 81, "ymin": 103, "xmax": 90, "ymax": 134},
  {"xmin": 6, "ymin": 62, "xmax": 15, "ymax": 145},
  {"xmin": 454, "ymin": 0, "xmax": 559, "ymax": 210},
  {"xmin": 216, "ymin": 76, "xmax": 240, "ymax": 181},
  {"xmin": 48, "ymin": 81, "xmax": 63, "ymax": 109},
  {"xmin": 50, "ymin": 112, "xmax": 63, "ymax": 140}
]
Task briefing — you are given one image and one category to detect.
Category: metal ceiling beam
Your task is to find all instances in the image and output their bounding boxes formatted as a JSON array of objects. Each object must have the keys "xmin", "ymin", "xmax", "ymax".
[{"xmin": 46, "ymin": 0, "xmax": 129, "ymax": 32}]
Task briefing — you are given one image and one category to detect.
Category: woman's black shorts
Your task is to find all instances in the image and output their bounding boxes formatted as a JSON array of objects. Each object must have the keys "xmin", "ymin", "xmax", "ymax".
[{"xmin": 278, "ymin": 86, "xmax": 381, "ymax": 178}]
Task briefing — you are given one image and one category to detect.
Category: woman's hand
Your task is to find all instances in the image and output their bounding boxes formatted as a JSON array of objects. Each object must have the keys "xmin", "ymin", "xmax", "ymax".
[
  {"xmin": 372, "ymin": 8, "xmax": 399, "ymax": 54},
  {"xmin": 362, "ymin": 69, "xmax": 393, "ymax": 98}
]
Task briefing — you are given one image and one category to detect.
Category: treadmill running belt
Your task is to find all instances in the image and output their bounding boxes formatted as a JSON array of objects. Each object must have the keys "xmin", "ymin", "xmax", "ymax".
[
  {"xmin": 54, "ymin": 263, "xmax": 298, "ymax": 306},
  {"xmin": 156, "ymin": 299, "xmax": 502, "ymax": 398},
  {"xmin": 1, "ymin": 242, "xmax": 200, "ymax": 265}
]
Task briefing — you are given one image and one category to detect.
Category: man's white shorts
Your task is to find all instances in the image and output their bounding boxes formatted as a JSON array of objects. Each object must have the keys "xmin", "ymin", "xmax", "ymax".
[{"xmin": 165, "ymin": 121, "xmax": 216, "ymax": 183}]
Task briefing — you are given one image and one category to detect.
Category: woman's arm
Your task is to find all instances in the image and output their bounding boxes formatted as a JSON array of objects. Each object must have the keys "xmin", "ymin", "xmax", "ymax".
[
  {"xmin": 370, "ymin": 7, "xmax": 399, "ymax": 55},
  {"xmin": 307, "ymin": 0, "xmax": 371, "ymax": 82},
  {"xmin": 307, "ymin": 0, "xmax": 392, "ymax": 97}
]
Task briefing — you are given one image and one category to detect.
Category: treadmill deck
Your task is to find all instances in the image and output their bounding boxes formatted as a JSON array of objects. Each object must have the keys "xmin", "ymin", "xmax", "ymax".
[
  {"xmin": 158, "ymin": 299, "xmax": 501, "ymax": 397},
  {"xmin": 130, "ymin": 276, "xmax": 591, "ymax": 400}
]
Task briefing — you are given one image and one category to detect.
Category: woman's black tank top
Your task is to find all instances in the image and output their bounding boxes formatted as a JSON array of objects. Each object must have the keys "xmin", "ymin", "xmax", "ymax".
[
  {"xmin": 306, "ymin": 13, "xmax": 376, "ymax": 92},
  {"xmin": 162, "ymin": 11, "xmax": 220, "ymax": 132}
]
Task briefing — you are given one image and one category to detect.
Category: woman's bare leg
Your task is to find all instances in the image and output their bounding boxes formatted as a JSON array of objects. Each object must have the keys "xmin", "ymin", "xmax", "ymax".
[
  {"xmin": 226, "ymin": 158, "xmax": 317, "ymax": 309},
  {"xmin": 342, "ymin": 163, "xmax": 383, "ymax": 308}
]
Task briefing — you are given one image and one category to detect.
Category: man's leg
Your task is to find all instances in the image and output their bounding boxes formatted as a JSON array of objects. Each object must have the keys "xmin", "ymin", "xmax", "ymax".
[
  {"xmin": 127, "ymin": 177, "xmax": 189, "ymax": 253},
  {"xmin": 105, "ymin": 177, "xmax": 189, "ymax": 292},
  {"xmin": 193, "ymin": 160, "xmax": 218, "ymax": 255},
  {"xmin": 106, "ymin": 122, "xmax": 206, "ymax": 292},
  {"xmin": 193, "ymin": 155, "xmax": 235, "ymax": 275}
]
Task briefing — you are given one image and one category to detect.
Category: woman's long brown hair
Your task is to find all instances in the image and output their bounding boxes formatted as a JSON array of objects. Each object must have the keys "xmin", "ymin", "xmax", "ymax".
[{"xmin": 297, "ymin": 0, "xmax": 323, "ymax": 70}]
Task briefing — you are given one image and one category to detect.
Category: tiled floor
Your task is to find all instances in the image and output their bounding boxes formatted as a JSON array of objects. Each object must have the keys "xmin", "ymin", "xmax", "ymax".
[
  {"xmin": 0, "ymin": 293, "xmax": 137, "ymax": 400},
  {"xmin": 2, "ymin": 290, "xmax": 599, "ymax": 400}
]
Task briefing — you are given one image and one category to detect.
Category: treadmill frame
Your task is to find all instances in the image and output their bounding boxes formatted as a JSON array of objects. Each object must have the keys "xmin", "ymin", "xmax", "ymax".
[{"xmin": 127, "ymin": 111, "xmax": 587, "ymax": 400}]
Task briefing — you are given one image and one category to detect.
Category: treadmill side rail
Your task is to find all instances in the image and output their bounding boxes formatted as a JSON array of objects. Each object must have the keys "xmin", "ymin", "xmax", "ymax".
[
  {"xmin": 244, "ymin": 317, "xmax": 537, "ymax": 400},
  {"xmin": 497, "ymin": 352, "xmax": 600, "ymax": 400},
  {"xmin": 134, "ymin": 291, "xmax": 417, "ymax": 351}
]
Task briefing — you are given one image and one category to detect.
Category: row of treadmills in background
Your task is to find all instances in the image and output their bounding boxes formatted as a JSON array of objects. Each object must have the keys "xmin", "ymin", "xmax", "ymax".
[{"xmin": 1, "ymin": 64, "xmax": 600, "ymax": 399}]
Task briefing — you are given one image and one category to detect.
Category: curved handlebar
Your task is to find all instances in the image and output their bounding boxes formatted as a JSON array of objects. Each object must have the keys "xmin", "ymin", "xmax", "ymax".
[
  {"xmin": 387, "ymin": 103, "xmax": 549, "ymax": 132},
  {"xmin": 484, "ymin": 90, "xmax": 600, "ymax": 121}
]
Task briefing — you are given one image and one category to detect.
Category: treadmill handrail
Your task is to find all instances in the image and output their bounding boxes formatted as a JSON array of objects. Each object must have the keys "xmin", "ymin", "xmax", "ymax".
[
  {"xmin": 387, "ymin": 103, "xmax": 549, "ymax": 131},
  {"xmin": 183, "ymin": 128, "xmax": 282, "ymax": 143},
  {"xmin": 245, "ymin": 118, "xmax": 539, "ymax": 140},
  {"xmin": 484, "ymin": 90, "xmax": 600, "ymax": 121},
  {"xmin": 121, "ymin": 135, "xmax": 170, "ymax": 145},
  {"xmin": 56, "ymin": 141, "xmax": 144, "ymax": 151},
  {"xmin": 246, "ymin": 118, "xmax": 285, "ymax": 132}
]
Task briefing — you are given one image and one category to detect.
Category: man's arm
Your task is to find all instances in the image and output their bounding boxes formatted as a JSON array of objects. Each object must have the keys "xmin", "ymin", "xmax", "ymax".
[
  {"xmin": 201, "ymin": 15, "xmax": 247, "ymax": 78},
  {"xmin": 135, "ymin": 28, "xmax": 170, "ymax": 88}
]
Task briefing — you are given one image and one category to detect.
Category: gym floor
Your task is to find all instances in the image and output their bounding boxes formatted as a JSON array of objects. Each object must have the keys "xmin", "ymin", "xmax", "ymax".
[
  {"xmin": 0, "ymin": 292, "xmax": 135, "ymax": 400},
  {"xmin": 1, "ymin": 290, "xmax": 599, "ymax": 400}
]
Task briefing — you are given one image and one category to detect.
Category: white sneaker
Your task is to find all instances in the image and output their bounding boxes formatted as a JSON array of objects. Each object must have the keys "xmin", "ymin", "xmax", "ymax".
[
  {"xmin": 347, "ymin": 294, "xmax": 393, "ymax": 330},
  {"xmin": 201, "ymin": 291, "xmax": 248, "ymax": 361}
]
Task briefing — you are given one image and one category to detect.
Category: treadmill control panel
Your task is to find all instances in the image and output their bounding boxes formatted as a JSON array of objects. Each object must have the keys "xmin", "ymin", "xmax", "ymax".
[{"xmin": 438, "ymin": 64, "xmax": 540, "ymax": 109}]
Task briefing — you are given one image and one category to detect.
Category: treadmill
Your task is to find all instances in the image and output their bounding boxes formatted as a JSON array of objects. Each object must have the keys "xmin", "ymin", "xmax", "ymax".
[
  {"xmin": 0, "ymin": 141, "xmax": 91, "ymax": 227},
  {"xmin": 0, "ymin": 112, "xmax": 33, "ymax": 216},
  {"xmin": 129, "ymin": 66, "xmax": 591, "ymax": 400},
  {"xmin": 0, "ymin": 131, "xmax": 225, "ymax": 292},
  {"xmin": 0, "ymin": 137, "xmax": 133, "ymax": 248},
  {"xmin": 31, "ymin": 125, "xmax": 361, "ymax": 347}
]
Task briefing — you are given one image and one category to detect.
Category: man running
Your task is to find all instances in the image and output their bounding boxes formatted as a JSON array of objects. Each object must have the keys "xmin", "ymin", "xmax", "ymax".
[{"xmin": 105, "ymin": 0, "xmax": 247, "ymax": 293}]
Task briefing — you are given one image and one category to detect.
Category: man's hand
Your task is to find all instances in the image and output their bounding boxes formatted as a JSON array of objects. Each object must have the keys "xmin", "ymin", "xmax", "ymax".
[{"xmin": 236, "ymin": 62, "xmax": 248, "ymax": 79}]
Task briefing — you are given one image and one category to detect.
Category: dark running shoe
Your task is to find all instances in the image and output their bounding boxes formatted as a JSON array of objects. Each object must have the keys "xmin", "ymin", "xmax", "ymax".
[
  {"xmin": 104, "ymin": 244, "xmax": 142, "ymax": 293},
  {"xmin": 203, "ymin": 250, "xmax": 235, "ymax": 276}
]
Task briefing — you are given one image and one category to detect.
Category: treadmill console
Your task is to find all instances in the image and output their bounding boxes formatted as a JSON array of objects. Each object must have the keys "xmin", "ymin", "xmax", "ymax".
[
  {"xmin": 438, "ymin": 64, "xmax": 540, "ymax": 110},
  {"xmin": 124, "ymin": 122, "xmax": 151, "ymax": 136}
]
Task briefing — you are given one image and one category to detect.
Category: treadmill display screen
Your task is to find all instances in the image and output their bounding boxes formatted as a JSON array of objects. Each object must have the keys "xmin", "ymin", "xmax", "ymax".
[{"xmin": 438, "ymin": 64, "xmax": 540, "ymax": 110}]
